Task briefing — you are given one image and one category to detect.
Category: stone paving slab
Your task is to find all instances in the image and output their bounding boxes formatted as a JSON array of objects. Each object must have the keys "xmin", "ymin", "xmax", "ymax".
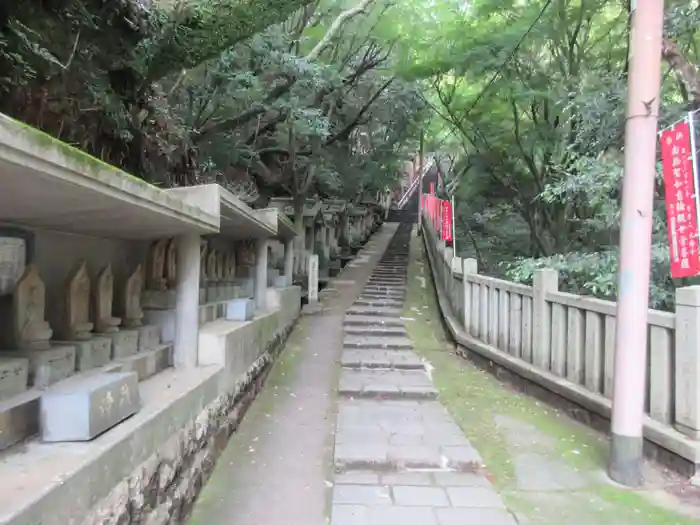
[
  {"xmin": 343, "ymin": 326, "xmax": 408, "ymax": 337},
  {"xmin": 343, "ymin": 334, "xmax": 413, "ymax": 349},
  {"xmin": 339, "ymin": 369, "xmax": 436, "ymax": 399},
  {"xmin": 341, "ymin": 349, "xmax": 424, "ymax": 369},
  {"xmin": 334, "ymin": 400, "xmax": 483, "ymax": 471},
  {"xmin": 347, "ymin": 306, "xmax": 403, "ymax": 317},
  {"xmin": 343, "ymin": 315, "xmax": 405, "ymax": 327}
]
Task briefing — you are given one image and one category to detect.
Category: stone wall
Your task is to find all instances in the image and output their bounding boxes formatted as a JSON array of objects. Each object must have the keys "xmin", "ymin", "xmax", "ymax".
[
  {"xmin": 2, "ymin": 287, "xmax": 301, "ymax": 525},
  {"xmin": 82, "ymin": 329, "xmax": 291, "ymax": 525}
]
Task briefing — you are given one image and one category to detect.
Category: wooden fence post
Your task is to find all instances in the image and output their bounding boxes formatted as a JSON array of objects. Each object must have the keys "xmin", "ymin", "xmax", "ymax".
[
  {"xmin": 532, "ymin": 268, "xmax": 558, "ymax": 369},
  {"xmin": 674, "ymin": 286, "xmax": 700, "ymax": 438},
  {"xmin": 462, "ymin": 258, "xmax": 478, "ymax": 333}
]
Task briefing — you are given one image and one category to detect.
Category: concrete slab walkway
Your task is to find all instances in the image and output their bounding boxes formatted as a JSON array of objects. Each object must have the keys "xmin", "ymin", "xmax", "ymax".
[
  {"xmin": 188, "ymin": 225, "xmax": 399, "ymax": 525},
  {"xmin": 330, "ymin": 222, "xmax": 517, "ymax": 525}
]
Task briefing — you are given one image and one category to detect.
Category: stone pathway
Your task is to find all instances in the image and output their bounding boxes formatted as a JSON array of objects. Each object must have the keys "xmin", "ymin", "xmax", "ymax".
[
  {"xmin": 188, "ymin": 226, "xmax": 399, "ymax": 525},
  {"xmin": 330, "ymin": 223, "xmax": 517, "ymax": 525}
]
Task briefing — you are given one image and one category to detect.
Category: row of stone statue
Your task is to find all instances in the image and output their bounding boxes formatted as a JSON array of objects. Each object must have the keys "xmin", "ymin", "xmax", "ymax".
[
  {"xmin": 9, "ymin": 262, "xmax": 143, "ymax": 352},
  {"xmin": 147, "ymin": 238, "xmax": 258, "ymax": 291}
]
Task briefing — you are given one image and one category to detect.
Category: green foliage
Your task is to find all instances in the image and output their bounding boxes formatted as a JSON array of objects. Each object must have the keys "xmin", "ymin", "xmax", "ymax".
[
  {"xmin": 411, "ymin": 0, "xmax": 700, "ymax": 311},
  {"xmin": 0, "ymin": 0, "xmax": 426, "ymax": 207}
]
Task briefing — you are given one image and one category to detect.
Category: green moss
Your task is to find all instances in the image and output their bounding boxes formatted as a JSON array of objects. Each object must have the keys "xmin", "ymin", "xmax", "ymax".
[
  {"xmin": 3, "ymin": 114, "xmax": 154, "ymax": 187},
  {"xmin": 403, "ymin": 230, "xmax": 697, "ymax": 525}
]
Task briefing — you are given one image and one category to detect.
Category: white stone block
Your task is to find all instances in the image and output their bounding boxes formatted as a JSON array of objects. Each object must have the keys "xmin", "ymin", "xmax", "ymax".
[
  {"xmin": 274, "ymin": 275, "xmax": 288, "ymax": 288},
  {"xmin": 225, "ymin": 299, "xmax": 254, "ymax": 321},
  {"xmin": 40, "ymin": 372, "xmax": 140, "ymax": 442}
]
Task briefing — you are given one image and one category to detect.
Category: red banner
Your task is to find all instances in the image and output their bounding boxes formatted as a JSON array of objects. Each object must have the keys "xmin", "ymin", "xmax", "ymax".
[
  {"xmin": 441, "ymin": 200, "xmax": 453, "ymax": 242},
  {"xmin": 661, "ymin": 120, "xmax": 700, "ymax": 278}
]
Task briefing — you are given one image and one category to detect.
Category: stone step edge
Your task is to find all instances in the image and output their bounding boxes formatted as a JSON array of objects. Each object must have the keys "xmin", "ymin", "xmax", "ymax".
[{"xmin": 333, "ymin": 458, "xmax": 482, "ymax": 474}]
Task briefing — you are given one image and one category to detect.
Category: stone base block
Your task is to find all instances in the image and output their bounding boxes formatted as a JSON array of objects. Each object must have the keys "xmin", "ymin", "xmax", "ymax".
[
  {"xmin": 40, "ymin": 371, "xmax": 140, "ymax": 442},
  {"xmin": 0, "ymin": 390, "xmax": 40, "ymax": 450},
  {"xmin": 0, "ymin": 346, "xmax": 76, "ymax": 388},
  {"xmin": 0, "ymin": 357, "xmax": 29, "ymax": 400},
  {"xmin": 62, "ymin": 337, "xmax": 112, "ymax": 372},
  {"xmin": 141, "ymin": 289, "xmax": 176, "ymax": 310},
  {"xmin": 274, "ymin": 275, "xmax": 288, "ymax": 288},
  {"xmin": 109, "ymin": 329, "xmax": 139, "ymax": 359},
  {"xmin": 116, "ymin": 344, "xmax": 172, "ymax": 381},
  {"xmin": 199, "ymin": 287, "xmax": 206, "ymax": 304},
  {"xmin": 137, "ymin": 325, "xmax": 161, "ymax": 352},
  {"xmin": 225, "ymin": 299, "xmax": 254, "ymax": 321}
]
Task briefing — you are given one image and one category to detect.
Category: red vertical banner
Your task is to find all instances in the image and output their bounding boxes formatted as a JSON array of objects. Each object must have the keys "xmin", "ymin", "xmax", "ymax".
[
  {"xmin": 441, "ymin": 200, "xmax": 453, "ymax": 242},
  {"xmin": 661, "ymin": 120, "xmax": 700, "ymax": 278},
  {"xmin": 430, "ymin": 183, "xmax": 435, "ymax": 194}
]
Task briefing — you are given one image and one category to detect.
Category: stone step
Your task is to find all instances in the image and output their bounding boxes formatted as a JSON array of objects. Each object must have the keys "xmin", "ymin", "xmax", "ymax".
[
  {"xmin": 339, "ymin": 369, "xmax": 436, "ymax": 400},
  {"xmin": 344, "ymin": 335, "xmax": 413, "ymax": 350},
  {"xmin": 360, "ymin": 290, "xmax": 406, "ymax": 301},
  {"xmin": 354, "ymin": 299, "xmax": 404, "ymax": 308},
  {"xmin": 347, "ymin": 306, "xmax": 402, "ymax": 318},
  {"xmin": 343, "ymin": 315, "xmax": 405, "ymax": 327},
  {"xmin": 341, "ymin": 349, "xmax": 423, "ymax": 370},
  {"xmin": 363, "ymin": 286, "xmax": 406, "ymax": 293},
  {"xmin": 334, "ymin": 399, "xmax": 483, "ymax": 472},
  {"xmin": 344, "ymin": 326, "xmax": 407, "ymax": 337}
]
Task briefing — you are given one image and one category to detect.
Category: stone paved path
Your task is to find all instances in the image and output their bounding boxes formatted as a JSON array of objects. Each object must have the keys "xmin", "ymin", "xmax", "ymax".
[
  {"xmin": 330, "ymin": 222, "xmax": 517, "ymax": 525},
  {"xmin": 188, "ymin": 225, "xmax": 399, "ymax": 525}
]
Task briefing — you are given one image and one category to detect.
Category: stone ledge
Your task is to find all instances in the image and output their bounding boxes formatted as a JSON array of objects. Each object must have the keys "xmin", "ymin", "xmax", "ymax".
[
  {"xmin": 421, "ymin": 225, "xmax": 700, "ymax": 475},
  {"xmin": 0, "ymin": 298, "xmax": 300, "ymax": 525}
]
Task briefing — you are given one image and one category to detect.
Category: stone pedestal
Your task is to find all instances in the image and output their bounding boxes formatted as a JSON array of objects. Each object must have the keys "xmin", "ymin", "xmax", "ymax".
[
  {"xmin": 199, "ymin": 287, "xmax": 206, "ymax": 304},
  {"xmin": 0, "ymin": 358, "xmax": 29, "ymax": 400},
  {"xmin": 225, "ymin": 299, "xmax": 254, "ymax": 321},
  {"xmin": 0, "ymin": 346, "xmax": 76, "ymax": 388},
  {"xmin": 137, "ymin": 325, "xmax": 161, "ymax": 352},
  {"xmin": 108, "ymin": 329, "xmax": 139, "ymax": 359},
  {"xmin": 274, "ymin": 275, "xmax": 288, "ymax": 288},
  {"xmin": 40, "ymin": 372, "xmax": 140, "ymax": 442},
  {"xmin": 55, "ymin": 337, "xmax": 111, "ymax": 372}
]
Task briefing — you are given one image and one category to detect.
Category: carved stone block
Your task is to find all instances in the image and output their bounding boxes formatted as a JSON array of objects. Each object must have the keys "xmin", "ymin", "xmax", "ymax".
[
  {"xmin": 109, "ymin": 329, "xmax": 138, "ymax": 359},
  {"xmin": 0, "ymin": 357, "xmax": 29, "ymax": 400},
  {"xmin": 0, "ymin": 346, "xmax": 76, "ymax": 388},
  {"xmin": 63, "ymin": 337, "xmax": 112, "ymax": 372},
  {"xmin": 40, "ymin": 371, "xmax": 140, "ymax": 442}
]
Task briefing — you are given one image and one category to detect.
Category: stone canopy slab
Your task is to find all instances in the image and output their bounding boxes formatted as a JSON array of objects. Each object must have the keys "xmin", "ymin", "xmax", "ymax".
[
  {"xmin": 0, "ymin": 114, "xmax": 219, "ymax": 239},
  {"xmin": 166, "ymin": 184, "xmax": 278, "ymax": 240},
  {"xmin": 256, "ymin": 208, "xmax": 296, "ymax": 241}
]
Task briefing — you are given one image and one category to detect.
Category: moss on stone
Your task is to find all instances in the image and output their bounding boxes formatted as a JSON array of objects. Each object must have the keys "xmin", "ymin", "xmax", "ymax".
[{"xmin": 2, "ymin": 114, "xmax": 154, "ymax": 187}]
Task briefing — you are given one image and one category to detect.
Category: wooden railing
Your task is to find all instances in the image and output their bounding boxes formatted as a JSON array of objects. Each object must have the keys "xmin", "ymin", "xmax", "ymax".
[{"xmin": 422, "ymin": 217, "xmax": 700, "ymax": 447}]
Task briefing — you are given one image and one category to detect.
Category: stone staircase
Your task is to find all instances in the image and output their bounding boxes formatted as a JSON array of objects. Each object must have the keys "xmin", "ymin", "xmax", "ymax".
[{"xmin": 330, "ymin": 223, "xmax": 517, "ymax": 524}]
